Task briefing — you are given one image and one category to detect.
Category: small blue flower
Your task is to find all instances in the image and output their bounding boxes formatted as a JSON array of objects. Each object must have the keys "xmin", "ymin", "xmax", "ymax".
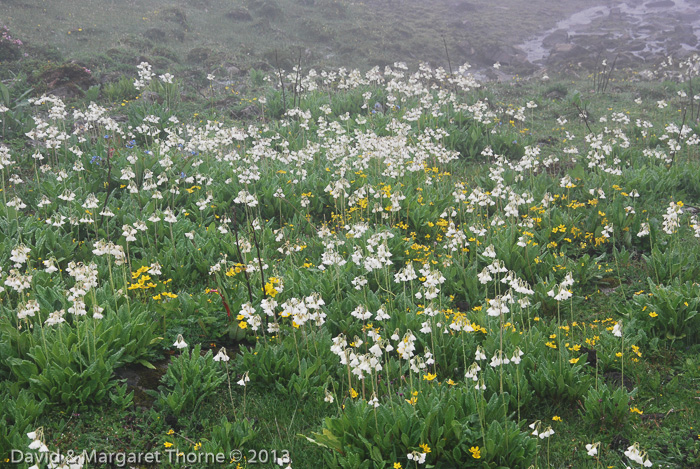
[
  {"xmin": 104, "ymin": 135, "xmax": 110, "ymax": 139},
  {"xmin": 125, "ymin": 139, "xmax": 136, "ymax": 149},
  {"xmin": 145, "ymin": 150, "xmax": 153, "ymax": 155},
  {"xmin": 180, "ymin": 172, "xmax": 186, "ymax": 179}
]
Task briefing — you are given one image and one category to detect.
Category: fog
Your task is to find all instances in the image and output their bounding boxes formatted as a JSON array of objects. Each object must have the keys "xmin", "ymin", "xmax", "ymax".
[{"xmin": 1, "ymin": 0, "xmax": 698, "ymax": 78}]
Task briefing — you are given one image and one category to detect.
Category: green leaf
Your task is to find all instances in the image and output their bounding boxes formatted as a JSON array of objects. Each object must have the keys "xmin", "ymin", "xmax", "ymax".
[
  {"xmin": 0, "ymin": 82, "xmax": 9, "ymax": 107},
  {"xmin": 137, "ymin": 359, "xmax": 156, "ymax": 370}
]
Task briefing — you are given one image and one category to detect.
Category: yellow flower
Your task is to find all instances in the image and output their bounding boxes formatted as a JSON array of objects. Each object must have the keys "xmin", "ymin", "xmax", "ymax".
[
  {"xmin": 350, "ymin": 388, "xmax": 358, "ymax": 399},
  {"xmin": 469, "ymin": 446, "xmax": 481, "ymax": 459},
  {"xmin": 422, "ymin": 373, "xmax": 437, "ymax": 381},
  {"xmin": 419, "ymin": 443, "xmax": 431, "ymax": 453},
  {"xmin": 194, "ymin": 442, "xmax": 202, "ymax": 451},
  {"xmin": 394, "ymin": 463, "xmax": 402, "ymax": 469},
  {"xmin": 164, "ymin": 442, "xmax": 173, "ymax": 448},
  {"xmin": 552, "ymin": 416, "xmax": 562, "ymax": 422},
  {"xmin": 649, "ymin": 312, "xmax": 658, "ymax": 318},
  {"xmin": 264, "ymin": 282, "xmax": 278, "ymax": 297},
  {"xmin": 167, "ymin": 429, "xmax": 174, "ymax": 435},
  {"xmin": 630, "ymin": 407, "xmax": 643, "ymax": 415},
  {"xmin": 238, "ymin": 321, "xmax": 248, "ymax": 329},
  {"xmin": 569, "ymin": 357, "xmax": 580, "ymax": 364}
]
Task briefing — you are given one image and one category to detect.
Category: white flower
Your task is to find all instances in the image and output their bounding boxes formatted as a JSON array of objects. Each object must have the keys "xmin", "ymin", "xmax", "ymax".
[
  {"xmin": 637, "ymin": 222, "xmax": 650, "ymax": 237},
  {"xmin": 45, "ymin": 310, "xmax": 66, "ymax": 326},
  {"xmin": 612, "ymin": 321, "xmax": 622, "ymax": 337},
  {"xmin": 214, "ymin": 347, "xmax": 230, "ymax": 362},
  {"xmin": 477, "ymin": 267, "xmax": 492, "ymax": 284},
  {"xmin": 10, "ymin": 244, "xmax": 30, "ymax": 266},
  {"xmin": 375, "ymin": 305, "xmax": 390, "ymax": 320},
  {"xmin": 159, "ymin": 73, "xmax": 174, "ymax": 84},
  {"xmin": 28, "ymin": 439, "xmax": 46, "ymax": 451},
  {"xmin": 586, "ymin": 443, "xmax": 598, "ymax": 457},
  {"xmin": 482, "ymin": 244, "xmax": 496, "ymax": 258},
  {"xmin": 237, "ymin": 371, "xmax": 250, "ymax": 386},
  {"xmin": 624, "ymin": 443, "xmax": 652, "ymax": 467},
  {"xmin": 407, "ymin": 451, "xmax": 426, "ymax": 464},
  {"xmin": 511, "ymin": 347, "xmax": 524, "ymax": 364},
  {"xmin": 173, "ymin": 334, "xmax": 188, "ymax": 349},
  {"xmin": 43, "ymin": 258, "xmax": 59, "ymax": 273}
]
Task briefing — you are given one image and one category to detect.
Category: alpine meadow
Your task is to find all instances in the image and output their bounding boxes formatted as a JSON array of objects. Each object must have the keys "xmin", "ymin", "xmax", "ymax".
[{"xmin": 0, "ymin": 0, "xmax": 699, "ymax": 468}]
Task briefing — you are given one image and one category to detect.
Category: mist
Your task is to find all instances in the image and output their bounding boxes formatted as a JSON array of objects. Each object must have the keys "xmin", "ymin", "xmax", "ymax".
[{"xmin": 2, "ymin": 0, "xmax": 697, "ymax": 80}]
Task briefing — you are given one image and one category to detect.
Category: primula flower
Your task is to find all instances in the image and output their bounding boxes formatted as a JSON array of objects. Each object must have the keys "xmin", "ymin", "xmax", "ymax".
[
  {"xmin": 214, "ymin": 347, "xmax": 230, "ymax": 362},
  {"xmin": 624, "ymin": 443, "xmax": 652, "ymax": 467},
  {"xmin": 585, "ymin": 442, "xmax": 599, "ymax": 457},
  {"xmin": 173, "ymin": 334, "xmax": 188, "ymax": 349},
  {"xmin": 612, "ymin": 321, "xmax": 623, "ymax": 337},
  {"xmin": 237, "ymin": 371, "xmax": 250, "ymax": 386},
  {"xmin": 407, "ymin": 451, "xmax": 426, "ymax": 464},
  {"xmin": 10, "ymin": 244, "xmax": 30, "ymax": 267}
]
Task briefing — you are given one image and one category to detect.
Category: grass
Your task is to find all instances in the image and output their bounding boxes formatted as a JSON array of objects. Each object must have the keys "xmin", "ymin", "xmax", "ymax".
[
  {"xmin": 2, "ymin": 0, "xmax": 622, "ymax": 75},
  {"xmin": 1, "ymin": 5, "xmax": 700, "ymax": 468}
]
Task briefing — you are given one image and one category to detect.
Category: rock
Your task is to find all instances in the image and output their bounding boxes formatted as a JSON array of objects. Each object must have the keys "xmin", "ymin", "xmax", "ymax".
[
  {"xmin": 226, "ymin": 65, "xmax": 242, "ymax": 76},
  {"xmin": 141, "ymin": 91, "xmax": 163, "ymax": 104},
  {"xmin": 609, "ymin": 7, "xmax": 622, "ymax": 19},
  {"xmin": 49, "ymin": 85, "xmax": 83, "ymax": 99},
  {"xmin": 448, "ymin": 1, "xmax": 478, "ymax": 13},
  {"xmin": 626, "ymin": 40, "xmax": 647, "ymax": 52},
  {"xmin": 458, "ymin": 40, "xmax": 477, "ymax": 58},
  {"xmin": 235, "ymin": 105, "xmax": 261, "ymax": 119},
  {"xmin": 161, "ymin": 7, "xmax": 188, "ymax": 28},
  {"xmin": 99, "ymin": 71, "xmax": 122, "ymax": 85},
  {"xmin": 544, "ymin": 88, "xmax": 567, "ymax": 100},
  {"xmin": 673, "ymin": 25, "xmax": 698, "ymax": 47},
  {"xmin": 225, "ymin": 8, "xmax": 253, "ymax": 21},
  {"xmin": 36, "ymin": 63, "xmax": 96, "ymax": 98},
  {"xmin": 549, "ymin": 43, "xmax": 588, "ymax": 60},
  {"xmin": 144, "ymin": 28, "xmax": 166, "ymax": 42},
  {"xmin": 187, "ymin": 47, "xmax": 211, "ymax": 63},
  {"xmin": 646, "ymin": 0, "xmax": 674, "ymax": 8},
  {"xmin": 542, "ymin": 29, "xmax": 569, "ymax": 48},
  {"xmin": 482, "ymin": 45, "xmax": 529, "ymax": 67}
]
